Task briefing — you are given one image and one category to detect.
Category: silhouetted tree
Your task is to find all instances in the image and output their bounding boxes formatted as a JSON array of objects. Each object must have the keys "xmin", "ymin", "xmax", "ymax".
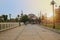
[
  {"xmin": 2, "ymin": 15, "xmax": 8, "ymax": 22},
  {"xmin": 20, "ymin": 15, "xmax": 29, "ymax": 24}
]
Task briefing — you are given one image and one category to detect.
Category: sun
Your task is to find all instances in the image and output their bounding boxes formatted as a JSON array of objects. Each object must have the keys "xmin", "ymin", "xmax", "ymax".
[{"xmin": 47, "ymin": 13, "xmax": 53, "ymax": 18}]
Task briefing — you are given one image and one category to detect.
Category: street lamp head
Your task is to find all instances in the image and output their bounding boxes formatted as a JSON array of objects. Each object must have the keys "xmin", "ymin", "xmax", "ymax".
[{"xmin": 51, "ymin": 0, "xmax": 56, "ymax": 5}]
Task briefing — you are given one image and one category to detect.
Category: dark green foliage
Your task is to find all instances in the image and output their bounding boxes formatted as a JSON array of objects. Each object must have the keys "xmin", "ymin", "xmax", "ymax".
[
  {"xmin": 2, "ymin": 15, "xmax": 8, "ymax": 22},
  {"xmin": 20, "ymin": 15, "xmax": 29, "ymax": 23}
]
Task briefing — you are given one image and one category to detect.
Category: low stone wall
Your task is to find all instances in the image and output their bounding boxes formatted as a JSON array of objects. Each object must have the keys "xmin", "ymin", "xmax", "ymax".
[{"xmin": 0, "ymin": 22, "xmax": 19, "ymax": 31}]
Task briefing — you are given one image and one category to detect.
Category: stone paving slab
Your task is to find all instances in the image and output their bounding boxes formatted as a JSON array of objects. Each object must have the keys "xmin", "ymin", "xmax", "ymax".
[
  {"xmin": 16, "ymin": 24, "xmax": 60, "ymax": 40},
  {"xmin": 0, "ymin": 25, "xmax": 25, "ymax": 40},
  {"xmin": 0, "ymin": 24, "xmax": 60, "ymax": 40}
]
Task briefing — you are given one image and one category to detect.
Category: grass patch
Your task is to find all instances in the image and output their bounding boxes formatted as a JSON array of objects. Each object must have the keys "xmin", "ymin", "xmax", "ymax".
[{"xmin": 43, "ymin": 23, "xmax": 60, "ymax": 30}]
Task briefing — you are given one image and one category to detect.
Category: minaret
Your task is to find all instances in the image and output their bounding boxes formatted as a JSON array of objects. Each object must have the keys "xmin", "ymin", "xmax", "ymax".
[{"xmin": 9, "ymin": 14, "xmax": 11, "ymax": 20}]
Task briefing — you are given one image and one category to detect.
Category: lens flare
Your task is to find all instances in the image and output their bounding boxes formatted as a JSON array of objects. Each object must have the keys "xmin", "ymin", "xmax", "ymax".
[{"xmin": 47, "ymin": 13, "xmax": 53, "ymax": 18}]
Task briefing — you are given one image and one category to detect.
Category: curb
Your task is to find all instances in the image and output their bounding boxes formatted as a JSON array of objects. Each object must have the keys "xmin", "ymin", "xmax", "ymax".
[{"xmin": 40, "ymin": 25, "xmax": 60, "ymax": 34}]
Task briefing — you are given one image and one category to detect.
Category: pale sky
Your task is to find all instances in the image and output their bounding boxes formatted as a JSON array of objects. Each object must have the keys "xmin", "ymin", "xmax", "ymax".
[{"xmin": 0, "ymin": 0, "xmax": 60, "ymax": 18}]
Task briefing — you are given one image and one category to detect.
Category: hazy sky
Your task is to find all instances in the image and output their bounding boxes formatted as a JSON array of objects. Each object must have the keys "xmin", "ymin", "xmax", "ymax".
[{"xmin": 0, "ymin": 0, "xmax": 60, "ymax": 18}]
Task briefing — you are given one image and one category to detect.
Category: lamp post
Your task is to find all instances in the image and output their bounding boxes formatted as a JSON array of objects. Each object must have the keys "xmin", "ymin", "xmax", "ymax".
[
  {"xmin": 40, "ymin": 11, "xmax": 42, "ymax": 24},
  {"xmin": 45, "ymin": 13, "xmax": 47, "ymax": 26},
  {"xmin": 21, "ymin": 10, "xmax": 23, "ymax": 16},
  {"xmin": 17, "ymin": 15, "xmax": 21, "ymax": 26},
  {"xmin": 51, "ymin": 0, "xmax": 56, "ymax": 29}
]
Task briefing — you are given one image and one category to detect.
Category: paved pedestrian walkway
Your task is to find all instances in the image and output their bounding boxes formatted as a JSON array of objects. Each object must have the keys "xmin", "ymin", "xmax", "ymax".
[
  {"xmin": 0, "ymin": 25, "xmax": 25, "ymax": 40},
  {"xmin": 0, "ymin": 24, "xmax": 60, "ymax": 40}
]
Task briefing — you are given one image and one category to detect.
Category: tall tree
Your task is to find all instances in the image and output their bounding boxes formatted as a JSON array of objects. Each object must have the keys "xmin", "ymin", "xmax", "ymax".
[
  {"xmin": 2, "ymin": 15, "xmax": 8, "ymax": 22},
  {"xmin": 20, "ymin": 15, "xmax": 29, "ymax": 23}
]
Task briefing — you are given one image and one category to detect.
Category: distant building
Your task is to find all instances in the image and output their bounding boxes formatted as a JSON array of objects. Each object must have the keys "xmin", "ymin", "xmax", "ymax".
[
  {"xmin": 55, "ymin": 6, "xmax": 60, "ymax": 23},
  {"xmin": 28, "ymin": 14, "xmax": 38, "ymax": 23},
  {"xmin": 28, "ymin": 14, "xmax": 37, "ymax": 20}
]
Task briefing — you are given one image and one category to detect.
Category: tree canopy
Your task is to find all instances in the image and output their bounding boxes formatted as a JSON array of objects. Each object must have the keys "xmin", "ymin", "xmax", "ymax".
[{"xmin": 20, "ymin": 15, "xmax": 29, "ymax": 23}]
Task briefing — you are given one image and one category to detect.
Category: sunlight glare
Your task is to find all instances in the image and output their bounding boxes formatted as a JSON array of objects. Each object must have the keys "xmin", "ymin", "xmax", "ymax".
[{"xmin": 47, "ymin": 13, "xmax": 53, "ymax": 18}]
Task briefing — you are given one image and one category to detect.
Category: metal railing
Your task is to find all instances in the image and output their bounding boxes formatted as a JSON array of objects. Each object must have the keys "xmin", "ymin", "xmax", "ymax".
[{"xmin": 0, "ymin": 22, "xmax": 19, "ymax": 31}]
